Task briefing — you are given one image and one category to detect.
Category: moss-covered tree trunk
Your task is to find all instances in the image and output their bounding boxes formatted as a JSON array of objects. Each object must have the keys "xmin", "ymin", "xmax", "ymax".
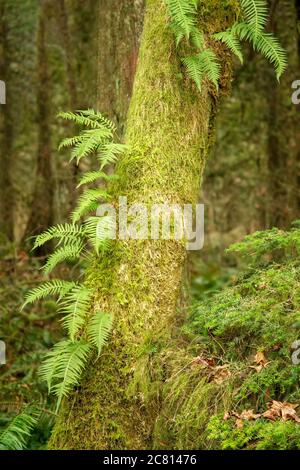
[{"xmin": 49, "ymin": 0, "xmax": 234, "ymax": 450}]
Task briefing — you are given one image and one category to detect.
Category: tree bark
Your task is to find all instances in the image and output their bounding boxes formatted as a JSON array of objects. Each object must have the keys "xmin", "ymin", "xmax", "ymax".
[
  {"xmin": 48, "ymin": 0, "xmax": 235, "ymax": 450},
  {"xmin": 267, "ymin": 0, "xmax": 300, "ymax": 228},
  {"xmin": 26, "ymin": 2, "xmax": 54, "ymax": 244}
]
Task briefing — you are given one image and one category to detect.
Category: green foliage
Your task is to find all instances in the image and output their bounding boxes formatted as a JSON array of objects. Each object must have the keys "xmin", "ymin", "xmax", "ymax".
[
  {"xmin": 59, "ymin": 286, "xmax": 93, "ymax": 341},
  {"xmin": 160, "ymin": 224, "xmax": 300, "ymax": 449},
  {"xmin": 40, "ymin": 340, "xmax": 91, "ymax": 412},
  {"xmin": 87, "ymin": 311, "xmax": 114, "ymax": 358},
  {"xmin": 22, "ymin": 280, "xmax": 77, "ymax": 308},
  {"xmin": 166, "ymin": 0, "xmax": 287, "ymax": 90},
  {"xmin": 23, "ymin": 110, "xmax": 119, "ymax": 411},
  {"xmin": 0, "ymin": 408, "xmax": 39, "ymax": 450}
]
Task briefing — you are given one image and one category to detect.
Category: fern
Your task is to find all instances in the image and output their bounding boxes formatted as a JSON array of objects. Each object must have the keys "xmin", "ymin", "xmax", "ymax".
[
  {"xmin": 22, "ymin": 280, "xmax": 76, "ymax": 309},
  {"xmin": 77, "ymin": 171, "xmax": 117, "ymax": 188},
  {"xmin": 97, "ymin": 143, "xmax": 127, "ymax": 169},
  {"xmin": 240, "ymin": 0, "xmax": 268, "ymax": 37},
  {"xmin": 183, "ymin": 50, "xmax": 220, "ymax": 90},
  {"xmin": 84, "ymin": 216, "xmax": 115, "ymax": 254},
  {"xmin": 214, "ymin": 29, "xmax": 244, "ymax": 64},
  {"xmin": 87, "ymin": 311, "xmax": 114, "ymax": 358},
  {"xmin": 59, "ymin": 286, "xmax": 92, "ymax": 340},
  {"xmin": 0, "ymin": 409, "xmax": 39, "ymax": 450},
  {"xmin": 25, "ymin": 110, "xmax": 119, "ymax": 411},
  {"xmin": 58, "ymin": 110, "xmax": 114, "ymax": 131},
  {"xmin": 43, "ymin": 241, "xmax": 84, "ymax": 274},
  {"xmin": 165, "ymin": 0, "xmax": 197, "ymax": 39},
  {"xmin": 39, "ymin": 339, "xmax": 91, "ymax": 411},
  {"xmin": 72, "ymin": 188, "xmax": 110, "ymax": 223},
  {"xmin": 33, "ymin": 223, "xmax": 85, "ymax": 250}
]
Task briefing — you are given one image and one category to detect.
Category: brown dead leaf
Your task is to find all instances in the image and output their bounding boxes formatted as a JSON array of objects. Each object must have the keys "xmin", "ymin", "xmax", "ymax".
[
  {"xmin": 255, "ymin": 351, "xmax": 268, "ymax": 365},
  {"xmin": 235, "ymin": 418, "xmax": 244, "ymax": 429},
  {"xmin": 213, "ymin": 366, "xmax": 231, "ymax": 384},
  {"xmin": 223, "ymin": 412, "xmax": 231, "ymax": 421},
  {"xmin": 240, "ymin": 409, "xmax": 261, "ymax": 421},
  {"xmin": 263, "ymin": 401, "xmax": 300, "ymax": 423},
  {"xmin": 262, "ymin": 409, "xmax": 279, "ymax": 421}
]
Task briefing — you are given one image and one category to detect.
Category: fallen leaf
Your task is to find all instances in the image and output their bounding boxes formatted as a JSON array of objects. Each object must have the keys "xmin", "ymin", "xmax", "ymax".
[
  {"xmin": 240, "ymin": 409, "xmax": 261, "ymax": 421},
  {"xmin": 235, "ymin": 418, "xmax": 244, "ymax": 429}
]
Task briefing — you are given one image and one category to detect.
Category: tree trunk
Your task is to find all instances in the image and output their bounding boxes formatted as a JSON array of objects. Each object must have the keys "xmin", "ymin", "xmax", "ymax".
[
  {"xmin": 267, "ymin": 0, "xmax": 300, "ymax": 228},
  {"xmin": 0, "ymin": 0, "xmax": 14, "ymax": 240},
  {"xmin": 97, "ymin": 0, "xmax": 144, "ymax": 132},
  {"xmin": 26, "ymin": 2, "xmax": 54, "ymax": 243},
  {"xmin": 48, "ymin": 0, "xmax": 234, "ymax": 450}
]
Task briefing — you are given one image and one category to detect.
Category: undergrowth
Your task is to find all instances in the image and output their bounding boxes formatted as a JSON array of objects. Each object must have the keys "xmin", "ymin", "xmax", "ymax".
[{"xmin": 155, "ymin": 224, "xmax": 300, "ymax": 449}]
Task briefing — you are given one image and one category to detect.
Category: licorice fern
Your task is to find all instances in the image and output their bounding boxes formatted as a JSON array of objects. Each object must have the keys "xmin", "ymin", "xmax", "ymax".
[
  {"xmin": 0, "ymin": 408, "xmax": 39, "ymax": 450},
  {"xmin": 166, "ymin": 0, "xmax": 287, "ymax": 90},
  {"xmin": 23, "ymin": 110, "xmax": 120, "ymax": 410},
  {"xmin": 88, "ymin": 311, "xmax": 114, "ymax": 358}
]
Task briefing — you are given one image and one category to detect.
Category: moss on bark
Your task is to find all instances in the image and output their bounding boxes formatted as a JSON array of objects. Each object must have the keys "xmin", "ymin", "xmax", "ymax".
[{"xmin": 48, "ymin": 0, "xmax": 236, "ymax": 450}]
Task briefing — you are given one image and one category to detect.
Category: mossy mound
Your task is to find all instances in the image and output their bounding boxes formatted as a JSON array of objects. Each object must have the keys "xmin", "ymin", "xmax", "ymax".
[{"xmin": 155, "ymin": 224, "xmax": 300, "ymax": 449}]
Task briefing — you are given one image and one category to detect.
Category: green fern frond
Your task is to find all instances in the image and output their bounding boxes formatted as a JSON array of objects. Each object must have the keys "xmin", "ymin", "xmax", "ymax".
[
  {"xmin": 240, "ymin": 0, "xmax": 268, "ymax": 37},
  {"xmin": 72, "ymin": 188, "xmax": 110, "ymax": 223},
  {"xmin": 197, "ymin": 49, "xmax": 220, "ymax": 89},
  {"xmin": 251, "ymin": 31, "xmax": 287, "ymax": 80},
  {"xmin": 58, "ymin": 135, "xmax": 83, "ymax": 151},
  {"xmin": 190, "ymin": 27, "xmax": 205, "ymax": 50},
  {"xmin": 183, "ymin": 50, "xmax": 220, "ymax": 90},
  {"xmin": 33, "ymin": 223, "xmax": 85, "ymax": 250},
  {"xmin": 182, "ymin": 55, "xmax": 203, "ymax": 90},
  {"xmin": 70, "ymin": 128, "xmax": 112, "ymax": 164},
  {"xmin": 77, "ymin": 171, "xmax": 117, "ymax": 188},
  {"xmin": 22, "ymin": 280, "xmax": 76, "ymax": 309},
  {"xmin": 84, "ymin": 216, "xmax": 115, "ymax": 254},
  {"xmin": 58, "ymin": 110, "xmax": 113, "ymax": 132},
  {"xmin": 43, "ymin": 242, "xmax": 84, "ymax": 274},
  {"xmin": 76, "ymin": 109, "xmax": 116, "ymax": 131},
  {"xmin": 165, "ymin": 0, "xmax": 197, "ymax": 38},
  {"xmin": 97, "ymin": 143, "xmax": 127, "ymax": 169},
  {"xmin": 59, "ymin": 286, "xmax": 92, "ymax": 340},
  {"xmin": 87, "ymin": 311, "xmax": 113, "ymax": 358},
  {"xmin": 214, "ymin": 29, "xmax": 244, "ymax": 64},
  {"xmin": 0, "ymin": 408, "xmax": 39, "ymax": 450},
  {"xmin": 40, "ymin": 339, "xmax": 91, "ymax": 411}
]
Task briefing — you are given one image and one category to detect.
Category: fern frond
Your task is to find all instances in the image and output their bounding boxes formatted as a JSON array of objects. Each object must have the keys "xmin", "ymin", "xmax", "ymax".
[
  {"xmin": 84, "ymin": 216, "xmax": 115, "ymax": 254},
  {"xmin": 182, "ymin": 55, "xmax": 203, "ymax": 90},
  {"xmin": 0, "ymin": 408, "xmax": 39, "ymax": 450},
  {"xmin": 72, "ymin": 188, "xmax": 110, "ymax": 223},
  {"xmin": 97, "ymin": 143, "xmax": 127, "ymax": 169},
  {"xmin": 58, "ymin": 135, "xmax": 84, "ymax": 151},
  {"xmin": 214, "ymin": 30, "xmax": 244, "ymax": 64},
  {"xmin": 183, "ymin": 50, "xmax": 220, "ymax": 90},
  {"xmin": 190, "ymin": 27, "xmax": 205, "ymax": 50},
  {"xmin": 77, "ymin": 171, "xmax": 117, "ymax": 188},
  {"xmin": 70, "ymin": 129, "xmax": 112, "ymax": 164},
  {"xmin": 197, "ymin": 49, "xmax": 220, "ymax": 89},
  {"xmin": 22, "ymin": 280, "xmax": 76, "ymax": 309},
  {"xmin": 76, "ymin": 109, "xmax": 116, "ymax": 131},
  {"xmin": 240, "ymin": 0, "xmax": 268, "ymax": 37},
  {"xmin": 40, "ymin": 339, "xmax": 91, "ymax": 411},
  {"xmin": 251, "ymin": 32, "xmax": 287, "ymax": 80},
  {"xmin": 33, "ymin": 223, "xmax": 85, "ymax": 250},
  {"xmin": 165, "ymin": 0, "xmax": 197, "ymax": 38},
  {"xmin": 43, "ymin": 242, "xmax": 84, "ymax": 274},
  {"xmin": 87, "ymin": 311, "xmax": 113, "ymax": 358},
  {"xmin": 59, "ymin": 286, "xmax": 92, "ymax": 340},
  {"xmin": 58, "ymin": 110, "xmax": 113, "ymax": 132}
]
